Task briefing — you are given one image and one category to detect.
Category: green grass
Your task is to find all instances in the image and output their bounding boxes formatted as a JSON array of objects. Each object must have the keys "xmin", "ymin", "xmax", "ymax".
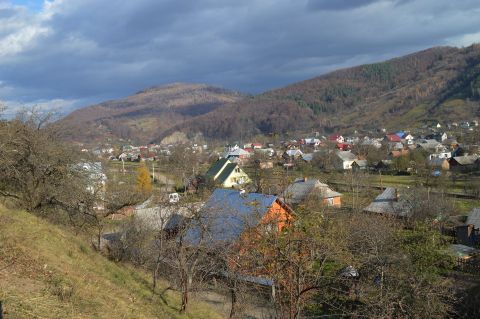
[
  {"xmin": 453, "ymin": 198, "xmax": 480, "ymax": 214},
  {"xmin": 0, "ymin": 208, "xmax": 223, "ymax": 319}
]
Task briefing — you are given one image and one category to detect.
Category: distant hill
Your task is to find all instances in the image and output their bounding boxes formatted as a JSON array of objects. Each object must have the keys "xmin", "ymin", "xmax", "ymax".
[
  {"xmin": 161, "ymin": 44, "xmax": 480, "ymax": 140},
  {"xmin": 58, "ymin": 83, "xmax": 246, "ymax": 144},
  {"xmin": 62, "ymin": 45, "xmax": 480, "ymax": 143},
  {"xmin": 0, "ymin": 207, "xmax": 222, "ymax": 318}
]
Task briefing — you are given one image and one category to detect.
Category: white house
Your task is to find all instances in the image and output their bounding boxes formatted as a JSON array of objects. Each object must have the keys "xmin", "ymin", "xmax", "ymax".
[
  {"xmin": 428, "ymin": 152, "xmax": 452, "ymax": 160},
  {"xmin": 334, "ymin": 151, "xmax": 357, "ymax": 170}
]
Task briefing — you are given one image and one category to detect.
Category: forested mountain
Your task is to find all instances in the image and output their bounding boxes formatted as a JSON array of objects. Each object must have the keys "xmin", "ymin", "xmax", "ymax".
[
  {"xmin": 58, "ymin": 83, "xmax": 246, "ymax": 144},
  {"xmin": 62, "ymin": 44, "xmax": 480, "ymax": 143},
  {"xmin": 159, "ymin": 44, "xmax": 480, "ymax": 141}
]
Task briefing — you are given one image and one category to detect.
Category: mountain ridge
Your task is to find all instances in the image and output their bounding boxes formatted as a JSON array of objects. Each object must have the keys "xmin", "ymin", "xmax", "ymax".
[
  {"xmin": 158, "ymin": 44, "xmax": 480, "ymax": 141},
  {"xmin": 58, "ymin": 82, "xmax": 247, "ymax": 144},
  {"xmin": 60, "ymin": 44, "xmax": 480, "ymax": 143}
]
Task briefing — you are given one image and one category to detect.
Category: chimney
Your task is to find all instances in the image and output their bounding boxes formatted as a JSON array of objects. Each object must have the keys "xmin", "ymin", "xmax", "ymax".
[{"xmin": 239, "ymin": 189, "xmax": 246, "ymax": 195}]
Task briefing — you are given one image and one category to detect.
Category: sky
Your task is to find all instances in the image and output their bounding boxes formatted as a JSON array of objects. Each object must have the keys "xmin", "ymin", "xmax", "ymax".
[{"xmin": 1, "ymin": 0, "xmax": 480, "ymax": 116}]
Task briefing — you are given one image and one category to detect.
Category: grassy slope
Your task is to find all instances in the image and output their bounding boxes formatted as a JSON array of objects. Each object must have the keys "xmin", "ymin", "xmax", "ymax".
[{"xmin": 0, "ymin": 208, "xmax": 223, "ymax": 319}]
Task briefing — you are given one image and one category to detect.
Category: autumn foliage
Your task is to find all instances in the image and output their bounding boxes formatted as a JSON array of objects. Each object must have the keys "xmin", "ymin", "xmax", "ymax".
[{"xmin": 136, "ymin": 163, "xmax": 152, "ymax": 194}]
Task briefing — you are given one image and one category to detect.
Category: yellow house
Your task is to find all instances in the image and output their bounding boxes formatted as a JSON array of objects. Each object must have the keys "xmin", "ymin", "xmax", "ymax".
[{"xmin": 206, "ymin": 158, "xmax": 251, "ymax": 188}]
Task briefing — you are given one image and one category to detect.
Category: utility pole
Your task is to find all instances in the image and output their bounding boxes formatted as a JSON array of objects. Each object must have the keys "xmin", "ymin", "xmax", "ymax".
[
  {"xmin": 121, "ymin": 158, "xmax": 125, "ymax": 175},
  {"xmin": 152, "ymin": 161, "xmax": 155, "ymax": 183}
]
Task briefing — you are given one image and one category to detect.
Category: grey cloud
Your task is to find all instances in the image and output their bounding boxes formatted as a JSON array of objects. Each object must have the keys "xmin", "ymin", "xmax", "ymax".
[
  {"xmin": 307, "ymin": 0, "xmax": 381, "ymax": 11},
  {"xmin": 0, "ymin": 0, "xmax": 480, "ymax": 113}
]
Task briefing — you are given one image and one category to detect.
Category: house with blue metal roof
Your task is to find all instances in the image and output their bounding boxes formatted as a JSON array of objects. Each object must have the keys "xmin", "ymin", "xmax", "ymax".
[{"xmin": 183, "ymin": 189, "xmax": 293, "ymax": 246}]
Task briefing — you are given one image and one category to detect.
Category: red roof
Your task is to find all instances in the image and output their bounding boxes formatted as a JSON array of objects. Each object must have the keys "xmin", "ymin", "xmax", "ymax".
[
  {"xmin": 385, "ymin": 134, "xmax": 401, "ymax": 142},
  {"xmin": 328, "ymin": 134, "xmax": 342, "ymax": 141}
]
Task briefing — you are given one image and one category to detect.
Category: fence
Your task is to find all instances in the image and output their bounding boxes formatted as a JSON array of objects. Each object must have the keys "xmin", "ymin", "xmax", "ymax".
[{"xmin": 456, "ymin": 258, "xmax": 480, "ymax": 275}]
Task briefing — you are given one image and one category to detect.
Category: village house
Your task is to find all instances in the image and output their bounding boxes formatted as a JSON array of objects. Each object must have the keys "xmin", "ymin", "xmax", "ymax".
[
  {"xmin": 417, "ymin": 139, "xmax": 446, "ymax": 152},
  {"xmin": 161, "ymin": 188, "xmax": 294, "ymax": 294},
  {"xmin": 283, "ymin": 177, "xmax": 342, "ymax": 208},
  {"xmin": 304, "ymin": 138, "xmax": 321, "ymax": 147},
  {"xmin": 244, "ymin": 142, "xmax": 263, "ymax": 149},
  {"xmin": 328, "ymin": 134, "xmax": 345, "ymax": 143},
  {"xmin": 301, "ymin": 153, "xmax": 314, "ymax": 162},
  {"xmin": 352, "ymin": 159, "xmax": 368, "ymax": 171},
  {"xmin": 428, "ymin": 157, "xmax": 450, "ymax": 171},
  {"xmin": 364, "ymin": 187, "xmax": 412, "ymax": 218},
  {"xmin": 385, "ymin": 134, "xmax": 402, "ymax": 143},
  {"xmin": 181, "ymin": 188, "xmax": 294, "ymax": 245},
  {"xmin": 455, "ymin": 208, "xmax": 480, "ymax": 247},
  {"xmin": 449, "ymin": 155, "xmax": 479, "ymax": 173},
  {"xmin": 425, "ymin": 132, "xmax": 448, "ymax": 142},
  {"xmin": 283, "ymin": 149, "xmax": 304, "ymax": 160},
  {"xmin": 223, "ymin": 147, "xmax": 251, "ymax": 163},
  {"xmin": 460, "ymin": 121, "xmax": 470, "ymax": 129},
  {"xmin": 362, "ymin": 137, "xmax": 382, "ymax": 149},
  {"xmin": 334, "ymin": 150, "xmax": 357, "ymax": 170},
  {"xmin": 395, "ymin": 131, "xmax": 408, "ymax": 139},
  {"xmin": 443, "ymin": 138, "xmax": 459, "ymax": 150},
  {"xmin": 205, "ymin": 158, "xmax": 251, "ymax": 188},
  {"xmin": 428, "ymin": 151, "xmax": 452, "ymax": 160}
]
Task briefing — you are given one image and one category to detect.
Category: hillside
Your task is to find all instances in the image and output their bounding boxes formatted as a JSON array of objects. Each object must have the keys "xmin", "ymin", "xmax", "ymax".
[
  {"xmin": 58, "ymin": 83, "xmax": 246, "ymax": 144},
  {"xmin": 161, "ymin": 44, "xmax": 480, "ymax": 140},
  {"xmin": 0, "ymin": 208, "xmax": 222, "ymax": 319}
]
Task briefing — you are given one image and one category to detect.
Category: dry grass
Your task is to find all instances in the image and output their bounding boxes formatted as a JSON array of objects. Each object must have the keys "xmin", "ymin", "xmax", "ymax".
[{"xmin": 0, "ymin": 208, "xmax": 223, "ymax": 319}]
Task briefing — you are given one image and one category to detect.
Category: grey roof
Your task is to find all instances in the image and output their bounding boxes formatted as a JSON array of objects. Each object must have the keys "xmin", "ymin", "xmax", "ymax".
[
  {"xmin": 224, "ymin": 148, "xmax": 249, "ymax": 157},
  {"xmin": 363, "ymin": 187, "xmax": 411, "ymax": 217},
  {"xmin": 302, "ymin": 153, "xmax": 314, "ymax": 162},
  {"xmin": 286, "ymin": 149, "xmax": 303, "ymax": 157},
  {"xmin": 466, "ymin": 208, "xmax": 480, "ymax": 228},
  {"xmin": 353, "ymin": 159, "xmax": 368, "ymax": 168},
  {"xmin": 135, "ymin": 205, "xmax": 197, "ymax": 231},
  {"xmin": 417, "ymin": 139, "xmax": 441, "ymax": 149},
  {"xmin": 336, "ymin": 151, "xmax": 356, "ymax": 161},
  {"xmin": 452, "ymin": 155, "xmax": 478, "ymax": 165},
  {"xmin": 283, "ymin": 178, "xmax": 342, "ymax": 204}
]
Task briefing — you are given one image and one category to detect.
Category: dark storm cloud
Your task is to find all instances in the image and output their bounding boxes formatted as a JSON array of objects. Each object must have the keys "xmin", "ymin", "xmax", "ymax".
[
  {"xmin": 1, "ymin": 0, "xmax": 480, "ymax": 113},
  {"xmin": 307, "ymin": 0, "xmax": 381, "ymax": 11}
]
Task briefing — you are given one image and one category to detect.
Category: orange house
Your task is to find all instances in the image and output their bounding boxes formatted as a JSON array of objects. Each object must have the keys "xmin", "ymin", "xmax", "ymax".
[
  {"xmin": 179, "ymin": 189, "xmax": 296, "ymax": 292},
  {"xmin": 189, "ymin": 189, "xmax": 293, "ymax": 244}
]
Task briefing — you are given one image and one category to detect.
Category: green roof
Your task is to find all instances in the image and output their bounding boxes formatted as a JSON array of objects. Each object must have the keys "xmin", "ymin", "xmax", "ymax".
[
  {"xmin": 206, "ymin": 158, "xmax": 229, "ymax": 179},
  {"xmin": 216, "ymin": 163, "xmax": 237, "ymax": 184}
]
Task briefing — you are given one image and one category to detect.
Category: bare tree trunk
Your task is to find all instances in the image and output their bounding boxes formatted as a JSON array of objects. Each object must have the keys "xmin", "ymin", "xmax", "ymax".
[
  {"xmin": 97, "ymin": 224, "xmax": 102, "ymax": 251},
  {"xmin": 181, "ymin": 275, "xmax": 188, "ymax": 312},
  {"xmin": 229, "ymin": 280, "xmax": 237, "ymax": 318},
  {"xmin": 152, "ymin": 263, "xmax": 161, "ymax": 293}
]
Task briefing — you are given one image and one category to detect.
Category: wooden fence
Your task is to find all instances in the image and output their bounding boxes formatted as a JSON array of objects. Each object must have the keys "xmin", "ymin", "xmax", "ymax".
[{"xmin": 456, "ymin": 258, "xmax": 480, "ymax": 275}]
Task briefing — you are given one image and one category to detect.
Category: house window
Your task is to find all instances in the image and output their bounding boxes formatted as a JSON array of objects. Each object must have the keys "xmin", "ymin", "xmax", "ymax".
[
  {"xmin": 235, "ymin": 168, "xmax": 240, "ymax": 173},
  {"xmin": 327, "ymin": 198, "xmax": 334, "ymax": 206}
]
